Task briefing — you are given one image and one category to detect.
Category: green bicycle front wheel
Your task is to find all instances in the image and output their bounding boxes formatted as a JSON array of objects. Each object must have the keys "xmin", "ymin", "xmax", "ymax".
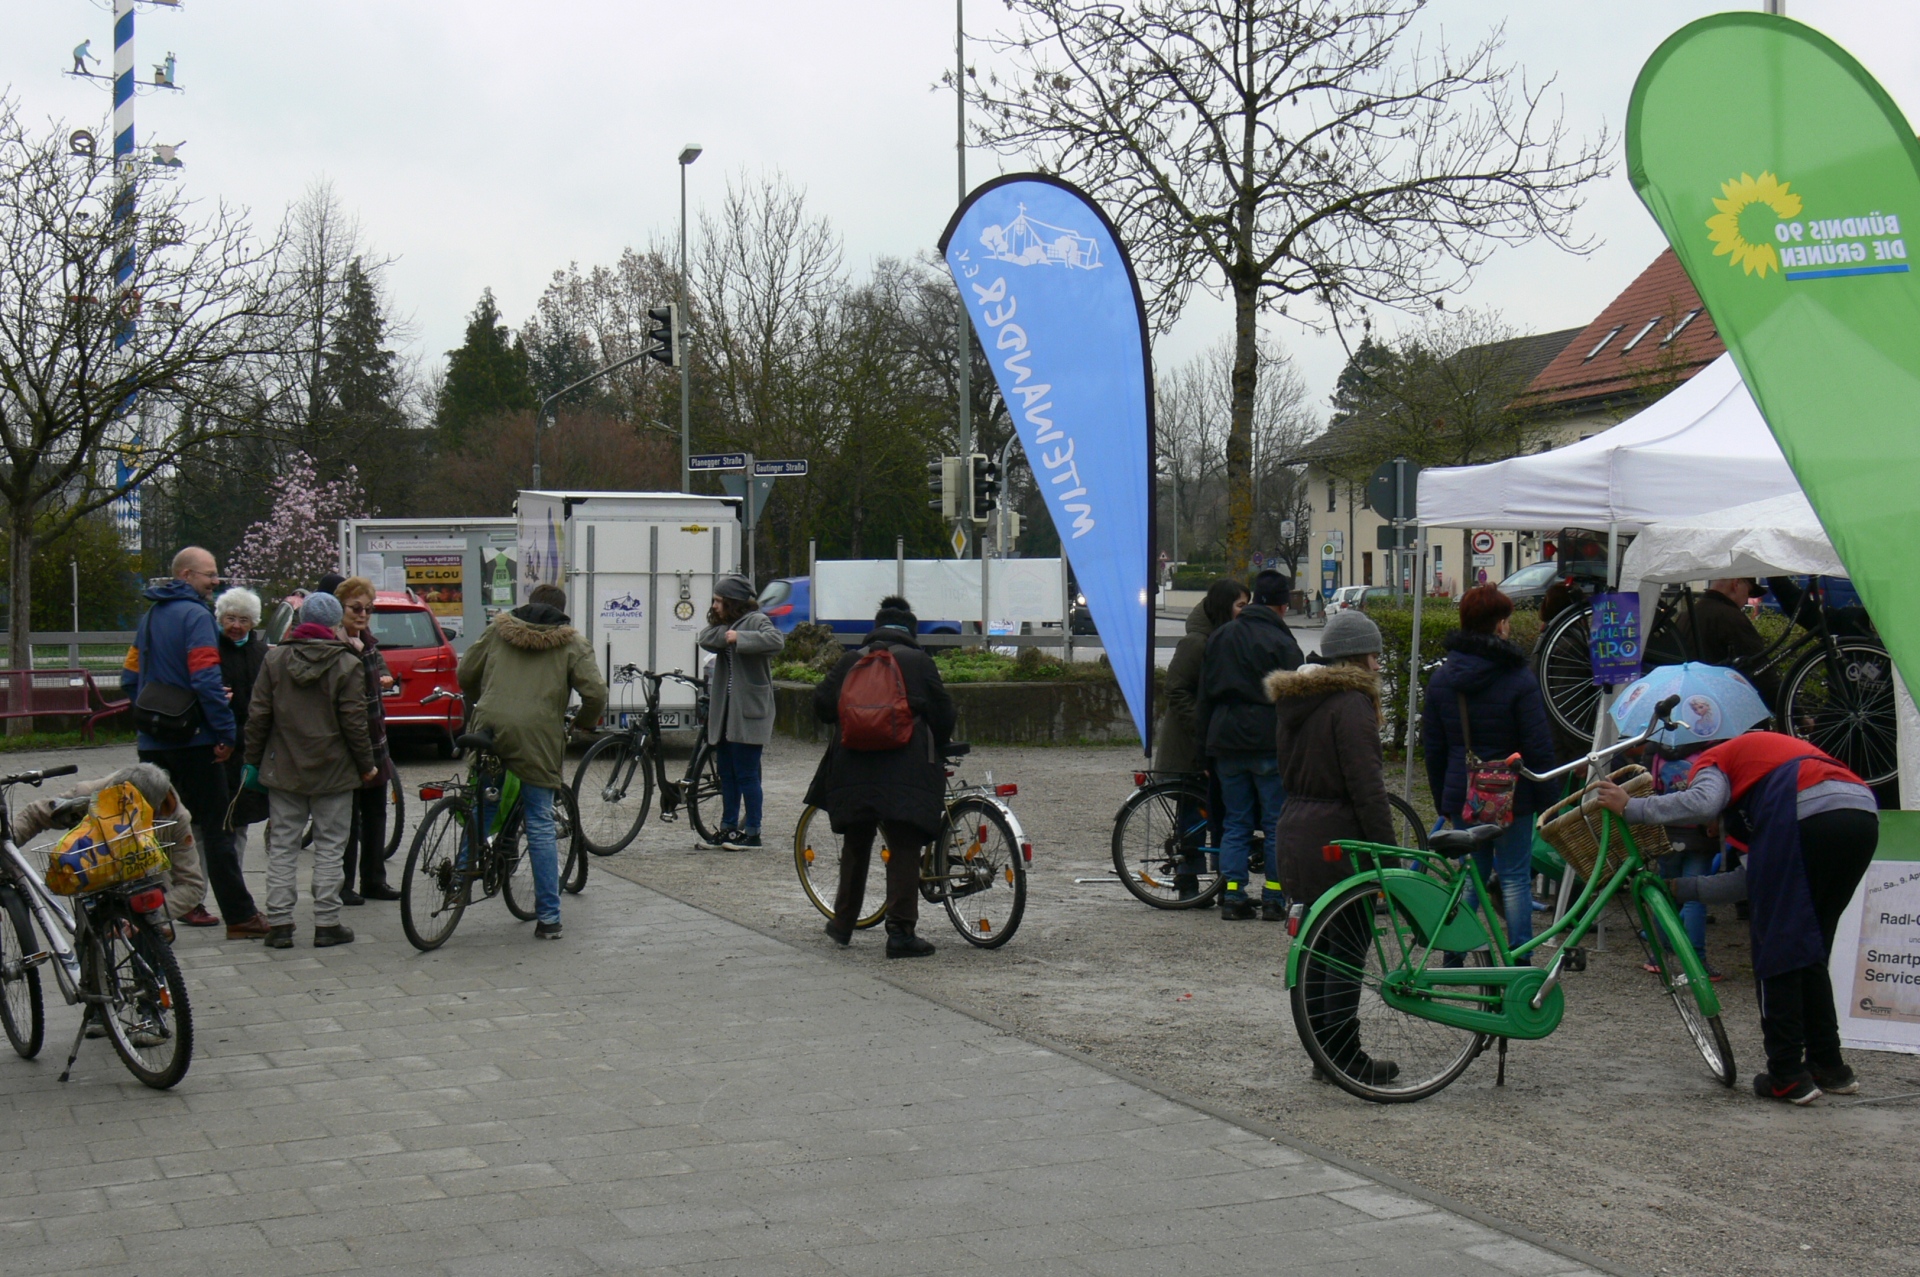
[
  {"xmin": 1290, "ymin": 879, "xmax": 1493, "ymax": 1103},
  {"xmin": 1637, "ymin": 880, "xmax": 1736, "ymax": 1087}
]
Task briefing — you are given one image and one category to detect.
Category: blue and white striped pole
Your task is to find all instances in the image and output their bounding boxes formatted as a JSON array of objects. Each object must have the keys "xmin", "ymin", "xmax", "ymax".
[{"xmin": 111, "ymin": 0, "xmax": 135, "ymax": 349}]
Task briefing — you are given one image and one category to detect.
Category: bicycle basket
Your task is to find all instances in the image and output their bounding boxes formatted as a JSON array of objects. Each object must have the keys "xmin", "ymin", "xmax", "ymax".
[
  {"xmin": 1536, "ymin": 764, "xmax": 1671, "ymax": 883},
  {"xmin": 37, "ymin": 782, "xmax": 174, "ymax": 896}
]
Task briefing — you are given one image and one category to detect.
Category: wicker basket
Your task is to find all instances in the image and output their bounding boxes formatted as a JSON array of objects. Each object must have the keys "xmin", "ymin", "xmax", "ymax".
[{"xmin": 1536, "ymin": 765, "xmax": 1670, "ymax": 882}]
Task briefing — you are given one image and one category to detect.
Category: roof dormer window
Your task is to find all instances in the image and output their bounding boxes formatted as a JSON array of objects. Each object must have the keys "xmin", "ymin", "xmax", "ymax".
[
  {"xmin": 1583, "ymin": 326, "xmax": 1624, "ymax": 361},
  {"xmin": 1620, "ymin": 316, "xmax": 1663, "ymax": 354},
  {"xmin": 1660, "ymin": 310, "xmax": 1701, "ymax": 344}
]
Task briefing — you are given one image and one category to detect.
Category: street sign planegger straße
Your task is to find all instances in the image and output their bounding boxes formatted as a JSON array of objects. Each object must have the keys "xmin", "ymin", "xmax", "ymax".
[{"xmin": 688, "ymin": 452, "xmax": 747, "ymax": 471}]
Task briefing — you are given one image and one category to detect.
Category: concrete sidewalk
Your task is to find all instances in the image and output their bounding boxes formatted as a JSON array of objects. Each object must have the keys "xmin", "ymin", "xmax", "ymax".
[{"xmin": 1, "ymin": 837, "xmax": 1606, "ymax": 1275}]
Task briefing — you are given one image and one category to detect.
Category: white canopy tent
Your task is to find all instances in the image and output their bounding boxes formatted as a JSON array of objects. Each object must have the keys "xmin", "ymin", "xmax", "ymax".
[
  {"xmin": 1417, "ymin": 354, "xmax": 1802, "ymax": 532},
  {"xmin": 1618, "ymin": 490, "xmax": 1843, "ymax": 586}
]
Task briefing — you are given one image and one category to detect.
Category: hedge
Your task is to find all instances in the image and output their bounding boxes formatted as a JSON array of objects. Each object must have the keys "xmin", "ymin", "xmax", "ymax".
[{"xmin": 1369, "ymin": 603, "xmax": 1542, "ymax": 752}]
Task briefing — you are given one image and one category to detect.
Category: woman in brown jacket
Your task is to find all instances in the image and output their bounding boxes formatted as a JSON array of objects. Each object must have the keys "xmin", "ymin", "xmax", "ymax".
[{"xmin": 1265, "ymin": 609, "xmax": 1398, "ymax": 1084}]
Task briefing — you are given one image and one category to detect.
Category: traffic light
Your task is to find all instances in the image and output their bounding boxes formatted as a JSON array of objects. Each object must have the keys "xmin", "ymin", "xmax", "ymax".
[
  {"xmin": 646, "ymin": 303, "xmax": 680, "ymax": 368},
  {"xmin": 926, "ymin": 456, "xmax": 963, "ymax": 519},
  {"xmin": 970, "ymin": 453, "xmax": 998, "ymax": 523}
]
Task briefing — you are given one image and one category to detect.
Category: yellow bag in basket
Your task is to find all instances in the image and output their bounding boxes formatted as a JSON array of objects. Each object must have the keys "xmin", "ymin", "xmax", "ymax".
[{"xmin": 44, "ymin": 782, "xmax": 170, "ymax": 896}]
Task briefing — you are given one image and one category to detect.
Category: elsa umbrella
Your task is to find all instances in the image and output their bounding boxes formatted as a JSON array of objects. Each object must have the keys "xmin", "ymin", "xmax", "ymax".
[{"xmin": 1608, "ymin": 662, "xmax": 1770, "ymax": 745}]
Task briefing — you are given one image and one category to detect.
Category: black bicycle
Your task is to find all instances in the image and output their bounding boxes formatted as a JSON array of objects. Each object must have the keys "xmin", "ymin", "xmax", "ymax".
[
  {"xmin": 1110, "ymin": 769, "xmax": 1430, "ymax": 909},
  {"xmin": 0, "ymin": 764, "xmax": 193, "ymax": 1088},
  {"xmin": 570, "ymin": 666, "xmax": 725, "ymax": 853},
  {"xmin": 401, "ymin": 694, "xmax": 585, "ymax": 951}
]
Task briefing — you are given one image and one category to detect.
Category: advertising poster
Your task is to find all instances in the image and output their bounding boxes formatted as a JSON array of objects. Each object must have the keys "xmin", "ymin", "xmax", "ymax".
[
  {"xmin": 481, "ymin": 546, "xmax": 517, "ymax": 620},
  {"xmin": 404, "ymin": 553, "xmax": 464, "ymax": 636},
  {"xmin": 1831, "ymin": 817, "xmax": 1920, "ymax": 1054},
  {"xmin": 1588, "ymin": 591, "xmax": 1643, "ymax": 686}
]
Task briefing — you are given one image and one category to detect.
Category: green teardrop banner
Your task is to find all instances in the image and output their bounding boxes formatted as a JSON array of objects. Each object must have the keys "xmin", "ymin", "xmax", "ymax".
[{"xmin": 1628, "ymin": 12, "xmax": 1920, "ymax": 695}]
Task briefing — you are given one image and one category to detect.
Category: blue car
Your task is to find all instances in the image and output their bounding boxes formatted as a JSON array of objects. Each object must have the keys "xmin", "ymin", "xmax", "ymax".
[{"xmin": 757, "ymin": 577, "xmax": 961, "ymax": 638}]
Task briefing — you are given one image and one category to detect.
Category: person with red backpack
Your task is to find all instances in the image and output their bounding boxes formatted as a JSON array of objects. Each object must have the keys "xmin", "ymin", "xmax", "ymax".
[{"xmin": 807, "ymin": 596, "xmax": 956, "ymax": 957}]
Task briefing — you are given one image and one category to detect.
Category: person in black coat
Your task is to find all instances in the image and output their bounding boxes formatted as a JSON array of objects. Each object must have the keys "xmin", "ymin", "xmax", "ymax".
[
  {"xmin": 1422, "ymin": 585, "xmax": 1558, "ymax": 956},
  {"xmin": 807, "ymin": 596, "xmax": 957, "ymax": 957},
  {"xmin": 1195, "ymin": 570, "xmax": 1304, "ymax": 920}
]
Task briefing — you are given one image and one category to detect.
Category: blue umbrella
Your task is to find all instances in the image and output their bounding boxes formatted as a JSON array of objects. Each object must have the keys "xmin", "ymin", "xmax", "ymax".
[{"xmin": 1608, "ymin": 662, "xmax": 1770, "ymax": 744}]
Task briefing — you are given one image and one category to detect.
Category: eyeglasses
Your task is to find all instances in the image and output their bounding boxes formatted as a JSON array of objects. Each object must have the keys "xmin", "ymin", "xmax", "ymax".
[{"xmin": 342, "ymin": 603, "xmax": 370, "ymax": 614}]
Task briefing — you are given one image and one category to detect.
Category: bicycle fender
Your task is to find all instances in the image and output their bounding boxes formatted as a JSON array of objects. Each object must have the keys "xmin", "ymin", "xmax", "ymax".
[
  {"xmin": 1284, "ymin": 869, "xmax": 1496, "ymax": 988},
  {"xmin": 1635, "ymin": 875, "xmax": 1724, "ymax": 1018}
]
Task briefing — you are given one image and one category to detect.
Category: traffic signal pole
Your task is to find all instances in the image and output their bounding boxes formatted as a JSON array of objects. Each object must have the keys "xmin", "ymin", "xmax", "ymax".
[
  {"xmin": 530, "ymin": 347, "xmax": 653, "ymax": 488},
  {"xmin": 953, "ymin": 0, "xmax": 973, "ymax": 559}
]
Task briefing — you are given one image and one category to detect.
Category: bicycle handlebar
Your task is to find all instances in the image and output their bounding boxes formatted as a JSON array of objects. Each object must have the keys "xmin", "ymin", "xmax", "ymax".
[
  {"xmin": 1518, "ymin": 694, "xmax": 1682, "ymax": 785},
  {"xmin": 0, "ymin": 763, "xmax": 79, "ymax": 787}
]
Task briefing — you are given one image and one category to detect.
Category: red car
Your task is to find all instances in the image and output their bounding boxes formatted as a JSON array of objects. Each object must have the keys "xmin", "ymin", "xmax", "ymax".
[{"xmin": 368, "ymin": 592, "xmax": 463, "ymax": 757}]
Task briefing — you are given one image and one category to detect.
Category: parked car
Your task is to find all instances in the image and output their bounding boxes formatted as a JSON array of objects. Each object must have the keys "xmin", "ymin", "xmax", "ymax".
[
  {"xmin": 1496, "ymin": 558, "xmax": 1609, "ymax": 609},
  {"xmin": 756, "ymin": 577, "xmax": 962, "ymax": 639},
  {"xmin": 1329, "ymin": 585, "xmax": 1396, "ymax": 612}
]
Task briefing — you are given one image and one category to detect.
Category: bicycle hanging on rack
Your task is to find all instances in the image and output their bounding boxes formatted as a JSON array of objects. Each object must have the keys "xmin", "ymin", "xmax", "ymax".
[
  {"xmin": 400, "ymin": 691, "xmax": 585, "ymax": 951},
  {"xmin": 569, "ymin": 666, "xmax": 726, "ymax": 852},
  {"xmin": 1285, "ymin": 693, "xmax": 1735, "ymax": 1104},
  {"xmin": 793, "ymin": 744, "xmax": 1032, "ymax": 947},
  {"xmin": 0, "ymin": 764, "xmax": 193, "ymax": 1089}
]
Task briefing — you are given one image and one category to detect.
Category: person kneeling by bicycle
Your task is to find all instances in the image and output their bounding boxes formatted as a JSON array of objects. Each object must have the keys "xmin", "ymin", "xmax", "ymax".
[
  {"xmin": 1593, "ymin": 730, "xmax": 1878, "ymax": 1105},
  {"xmin": 808, "ymin": 596, "xmax": 956, "ymax": 958},
  {"xmin": 457, "ymin": 584, "xmax": 607, "ymax": 941}
]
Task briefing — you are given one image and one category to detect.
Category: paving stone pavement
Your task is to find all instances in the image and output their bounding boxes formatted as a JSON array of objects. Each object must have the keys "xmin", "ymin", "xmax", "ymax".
[{"xmin": 0, "ymin": 844, "xmax": 1612, "ymax": 1276}]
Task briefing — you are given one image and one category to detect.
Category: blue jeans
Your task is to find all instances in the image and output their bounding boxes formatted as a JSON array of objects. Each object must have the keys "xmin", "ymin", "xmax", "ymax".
[
  {"xmin": 714, "ymin": 740, "xmax": 763, "ymax": 833},
  {"xmin": 1214, "ymin": 753, "xmax": 1285, "ymax": 901},
  {"xmin": 1447, "ymin": 818, "xmax": 1537, "ymax": 961},
  {"xmin": 1657, "ymin": 847, "xmax": 1714, "ymax": 958},
  {"xmin": 521, "ymin": 785, "xmax": 562, "ymax": 925}
]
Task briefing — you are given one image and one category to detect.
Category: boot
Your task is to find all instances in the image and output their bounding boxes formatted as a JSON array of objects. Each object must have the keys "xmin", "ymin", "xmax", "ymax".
[
  {"xmin": 1260, "ymin": 898, "xmax": 1288, "ymax": 922},
  {"xmin": 313, "ymin": 924, "xmax": 355, "ymax": 948},
  {"xmin": 885, "ymin": 921, "xmax": 935, "ymax": 959},
  {"xmin": 1219, "ymin": 890, "xmax": 1256, "ymax": 921}
]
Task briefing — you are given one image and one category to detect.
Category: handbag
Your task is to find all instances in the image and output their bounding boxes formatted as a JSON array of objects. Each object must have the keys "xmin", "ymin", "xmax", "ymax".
[
  {"xmin": 1457, "ymin": 692, "xmax": 1519, "ymax": 829},
  {"xmin": 130, "ymin": 609, "xmax": 204, "ymax": 744}
]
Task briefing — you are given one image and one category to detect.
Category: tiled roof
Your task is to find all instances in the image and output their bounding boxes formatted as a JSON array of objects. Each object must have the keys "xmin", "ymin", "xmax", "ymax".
[{"xmin": 1519, "ymin": 248, "xmax": 1725, "ymax": 409}]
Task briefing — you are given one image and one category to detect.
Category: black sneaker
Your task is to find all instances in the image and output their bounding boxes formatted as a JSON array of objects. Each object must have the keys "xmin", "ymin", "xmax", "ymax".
[
  {"xmin": 724, "ymin": 831, "xmax": 762, "ymax": 851},
  {"xmin": 707, "ymin": 828, "xmax": 737, "ymax": 849},
  {"xmin": 1260, "ymin": 899, "xmax": 1288, "ymax": 922},
  {"xmin": 1810, "ymin": 1062, "xmax": 1859, "ymax": 1095},
  {"xmin": 1754, "ymin": 1072, "xmax": 1822, "ymax": 1105},
  {"xmin": 885, "ymin": 931, "xmax": 936, "ymax": 959},
  {"xmin": 1219, "ymin": 894, "xmax": 1256, "ymax": 921},
  {"xmin": 340, "ymin": 888, "xmax": 365, "ymax": 907},
  {"xmin": 535, "ymin": 920, "xmax": 564, "ymax": 940}
]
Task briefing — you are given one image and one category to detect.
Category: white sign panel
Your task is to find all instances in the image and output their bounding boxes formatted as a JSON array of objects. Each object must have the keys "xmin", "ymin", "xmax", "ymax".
[{"xmin": 1831, "ymin": 857, "xmax": 1920, "ymax": 1055}]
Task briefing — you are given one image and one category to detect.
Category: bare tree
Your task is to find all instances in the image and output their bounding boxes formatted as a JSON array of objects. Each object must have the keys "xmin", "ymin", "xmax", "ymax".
[
  {"xmin": 0, "ymin": 101, "xmax": 283, "ymax": 673},
  {"xmin": 970, "ymin": 0, "xmax": 1609, "ymax": 566}
]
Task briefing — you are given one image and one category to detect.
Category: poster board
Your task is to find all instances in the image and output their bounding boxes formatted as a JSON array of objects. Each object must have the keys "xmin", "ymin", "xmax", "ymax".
[{"xmin": 1832, "ymin": 814, "xmax": 1920, "ymax": 1055}]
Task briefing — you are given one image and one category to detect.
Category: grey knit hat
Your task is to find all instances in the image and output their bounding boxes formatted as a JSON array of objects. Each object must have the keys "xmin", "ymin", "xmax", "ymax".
[
  {"xmin": 1319, "ymin": 609, "xmax": 1383, "ymax": 659},
  {"xmin": 299, "ymin": 590, "xmax": 343, "ymax": 628},
  {"xmin": 713, "ymin": 574, "xmax": 757, "ymax": 604}
]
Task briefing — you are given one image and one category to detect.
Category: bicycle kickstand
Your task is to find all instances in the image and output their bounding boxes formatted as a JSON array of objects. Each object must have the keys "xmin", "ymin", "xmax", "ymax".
[
  {"xmin": 58, "ymin": 1007, "xmax": 94, "ymax": 1084},
  {"xmin": 1496, "ymin": 1036, "xmax": 1508, "ymax": 1087}
]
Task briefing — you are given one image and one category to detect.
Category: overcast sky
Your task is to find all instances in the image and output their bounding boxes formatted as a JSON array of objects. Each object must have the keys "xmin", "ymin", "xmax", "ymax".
[{"xmin": 8, "ymin": 1, "xmax": 1918, "ymax": 421}]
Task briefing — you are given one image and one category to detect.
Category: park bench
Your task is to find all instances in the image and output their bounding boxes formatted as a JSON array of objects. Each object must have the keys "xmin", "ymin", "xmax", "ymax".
[{"xmin": 0, "ymin": 668, "xmax": 132, "ymax": 741}]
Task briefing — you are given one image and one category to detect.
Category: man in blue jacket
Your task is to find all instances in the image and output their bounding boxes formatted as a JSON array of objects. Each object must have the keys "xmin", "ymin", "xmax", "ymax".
[{"xmin": 121, "ymin": 547, "xmax": 268, "ymax": 938}]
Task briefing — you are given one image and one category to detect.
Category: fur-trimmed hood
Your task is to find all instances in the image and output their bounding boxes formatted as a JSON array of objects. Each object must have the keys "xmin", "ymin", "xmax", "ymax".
[
  {"xmin": 1264, "ymin": 662, "xmax": 1380, "ymax": 705},
  {"xmin": 491, "ymin": 609, "xmax": 581, "ymax": 652}
]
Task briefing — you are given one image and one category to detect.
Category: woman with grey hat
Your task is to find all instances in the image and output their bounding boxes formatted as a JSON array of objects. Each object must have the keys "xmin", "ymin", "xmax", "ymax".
[
  {"xmin": 696, "ymin": 575, "xmax": 785, "ymax": 849},
  {"xmin": 1264, "ymin": 608, "xmax": 1400, "ymax": 1084}
]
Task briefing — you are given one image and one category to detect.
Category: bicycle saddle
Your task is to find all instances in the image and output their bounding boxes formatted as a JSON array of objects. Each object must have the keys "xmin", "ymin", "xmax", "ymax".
[
  {"xmin": 943, "ymin": 742, "xmax": 971, "ymax": 758},
  {"xmin": 1428, "ymin": 824, "xmax": 1504, "ymax": 855},
  {"xmin": 455, "ymin": 729, "xmax": 497, "ymax": 753}
]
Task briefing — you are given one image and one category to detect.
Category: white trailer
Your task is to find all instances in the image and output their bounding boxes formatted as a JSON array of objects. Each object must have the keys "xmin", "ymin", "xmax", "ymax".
[
  {"xmin": 516, "ymin": 490, "xmax": 741, "ymax": 727},
  {"xmin": 338, "ymin": 517, "xmax": 517, "ymax": 653}
]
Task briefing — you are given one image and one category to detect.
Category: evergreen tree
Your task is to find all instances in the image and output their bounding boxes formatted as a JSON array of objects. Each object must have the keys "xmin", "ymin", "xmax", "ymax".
[
  {"xmin": 436, "ymin": 289, "xmax": 535, "ymax": 446},
  {"xmin": 315, "ymin": 258, "xmax": 421, "ymax": 514}
]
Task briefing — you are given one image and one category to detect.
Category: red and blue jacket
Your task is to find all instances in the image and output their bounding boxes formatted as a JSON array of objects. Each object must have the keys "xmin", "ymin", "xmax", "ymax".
[{"xmin": 121, "ymin": 579, "xmax": 238, "ymax": 750}]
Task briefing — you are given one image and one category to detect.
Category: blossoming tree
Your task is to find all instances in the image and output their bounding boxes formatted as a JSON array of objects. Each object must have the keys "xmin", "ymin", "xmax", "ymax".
[{"xmin": 225, "ymin": 452, "xmax": 371, "ymax": 599}]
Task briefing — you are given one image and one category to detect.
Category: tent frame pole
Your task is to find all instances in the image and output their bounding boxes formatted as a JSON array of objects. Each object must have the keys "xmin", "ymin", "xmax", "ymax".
[{"xmin": 1403, "ymin": 525, "xmax": 1427, "ymax": 803}]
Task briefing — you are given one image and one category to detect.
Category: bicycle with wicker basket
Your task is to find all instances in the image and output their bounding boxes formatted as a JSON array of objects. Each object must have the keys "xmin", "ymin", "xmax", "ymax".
[{"xmin": 1285, "ymin": 692, "xmax": 1737, "ymax": 1103}]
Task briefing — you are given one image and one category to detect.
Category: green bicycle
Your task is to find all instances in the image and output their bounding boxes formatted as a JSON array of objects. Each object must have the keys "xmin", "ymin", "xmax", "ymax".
[{"xmin": 1287, "ymin": 692, "xmax": 1736, "ymax": 1103}]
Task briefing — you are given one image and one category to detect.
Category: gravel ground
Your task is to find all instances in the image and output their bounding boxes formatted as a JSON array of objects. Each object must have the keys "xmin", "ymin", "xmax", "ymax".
[{"xmin": 513, "ymin": 733, "xmax": 1920, "ymax": 1277}]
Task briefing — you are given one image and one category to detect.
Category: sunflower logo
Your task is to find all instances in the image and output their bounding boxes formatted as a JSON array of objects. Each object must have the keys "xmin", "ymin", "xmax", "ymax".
[{"xmin": 1706, "ymin": 172, "xmax": 1803, "ymax": 278}]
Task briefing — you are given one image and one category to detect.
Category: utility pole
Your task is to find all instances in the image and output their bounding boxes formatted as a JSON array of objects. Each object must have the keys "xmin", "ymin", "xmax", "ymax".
[
  {"xmin": 678, "ymin": 144, "xmax": 702, "ymax": 492},
  {"xmin": 953, "ymin": 0, "xmax": 974, "ymax": 558}
]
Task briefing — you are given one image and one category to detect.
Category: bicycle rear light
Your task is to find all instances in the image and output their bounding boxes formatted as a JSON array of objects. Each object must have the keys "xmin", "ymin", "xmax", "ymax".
[
  {"xmin": 1321, "ymin": 843, "xmax": 1344, "ymax": 863},
  {"xmin": 1133, "ymin": 771, "xmax": 1148, "ymax": 786},
  {"xmin": 418, "ymin": 786, "xmax": 444, "ymax": 800},
  {"xmin": 1286, "ymin": 903, "xmax": 1305, "ymax": 937},
  {"xmin": 1020, "ymin": 842, "xmax": 1033, "ymax": 863},
  {"xmin": 995, "ymin": 783, "xmax": 1018, "ymax": 797},
  {"xmin": 129, "ymin": 887, "xmax": 166, "ymax": 915}
]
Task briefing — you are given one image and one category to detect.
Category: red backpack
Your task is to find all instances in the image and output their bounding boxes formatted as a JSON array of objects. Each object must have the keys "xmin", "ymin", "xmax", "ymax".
[{"xmin": 837, "ymin": 646, "xmax": 914, "ymax": 751}]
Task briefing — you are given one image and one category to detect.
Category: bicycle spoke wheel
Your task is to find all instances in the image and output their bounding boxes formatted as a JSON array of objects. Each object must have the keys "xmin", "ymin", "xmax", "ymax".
[
  {"xmin": 942, "ymin": 799, "xmax": 1027, "ymax": 948},
  {"xmin": 499, "ymin": 810, "xmax": 537, "ymax": 922},
  {"xmin": 401, "ymin": 797, "xmax": 471, "ymax": 951},
  {"xmin": 1386, "ymin": 794, "xmax": 1431, "ymax": 851},
  {"xmin": 1290, "ymin": 880, "xmax": 1491, "ymax": 1103},
  {"xmin": 1782, "ymin": 639, "xmax": 1898, "ymax": 787},
  {"xmin": 557, "ymin": 787, "xmax": 586, "ymax": 894},
  {"xmin": 93, "ymin": 915, "xmax": 192, "ymax": 1090},
  {"xmin": 684, "ymin": 745, "xmax": 727, "ymax": 846},
  {"xmin": 793, "ymin": 804, "xmax": 886, "ymax": 929},
  {"xmin": 1110, "ymin": 779, "xmax": 1222, "ymax": 909},
  {"xmin": 1639, "ymin": 883, "xmax": 1736, "ymax": 1086},
  {"xmin": 0, "ymin": 885, "xmax": 44, "ymax": 1059},
  {"xmin": 572, "ymin": 734, "xmax": 651, "ymax": 854},
  {"xmin": 1537, "ymin": 606, "xmax": 1602, "ymax": 743},
  {"xmin": 384, "ymin": 771, "xmax": 406, "ymax": 860}
]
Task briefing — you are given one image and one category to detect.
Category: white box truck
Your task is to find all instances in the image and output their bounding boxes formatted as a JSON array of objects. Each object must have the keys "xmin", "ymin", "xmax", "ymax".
[
  {"xmin": 338, "ymin": 517, "xmax": 517, "ymax": 653},
  {"xmin": 517, "ymin": 490, "xmax": 741, "ymax": 728}
]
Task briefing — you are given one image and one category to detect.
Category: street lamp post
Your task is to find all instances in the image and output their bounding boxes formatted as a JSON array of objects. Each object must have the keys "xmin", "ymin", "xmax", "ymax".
[{"xmin": 678, "ymin": 144, "xmax": 702, "ymax": 493}]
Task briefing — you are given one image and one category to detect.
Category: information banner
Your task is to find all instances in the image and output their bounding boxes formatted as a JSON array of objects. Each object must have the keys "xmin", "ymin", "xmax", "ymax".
[
  {"xmin": 1588, "ymin": 591, "xmax": 1644, "ymax": 686},
  {"xmin": 404, "ymin": 553, "xmax": 464, "ymax": 636},
  {"xmin": 1830, "ymin": 810, "xmax": 1920, "ymax": 1054}
]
